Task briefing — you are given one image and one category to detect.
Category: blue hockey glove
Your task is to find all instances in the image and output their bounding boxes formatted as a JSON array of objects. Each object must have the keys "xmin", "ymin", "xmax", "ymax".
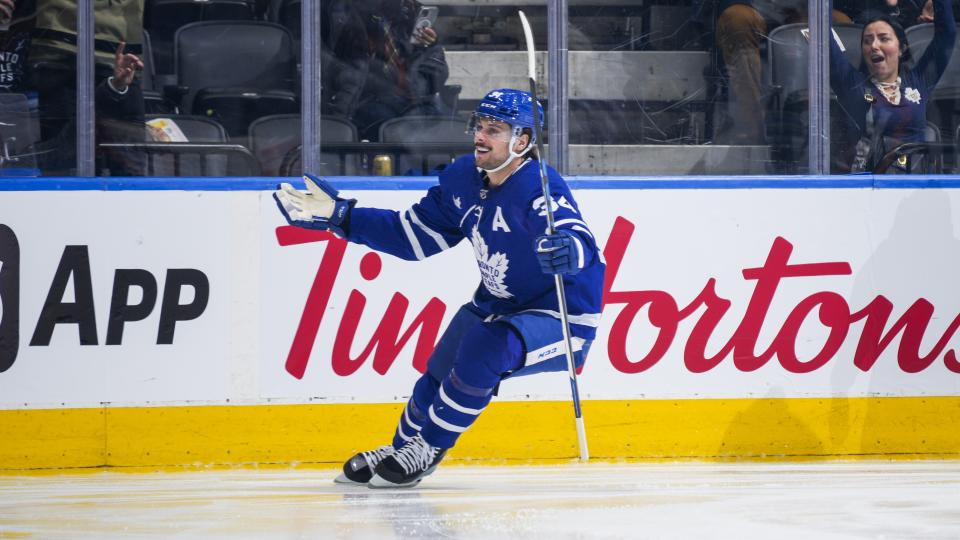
[
  {"xmin": 274, "ymin": 174, "xmax": 355, "ymax": 237},
  {"xmin": 534, "ymin": 230, "xmax": 584, "ymax": 275}
]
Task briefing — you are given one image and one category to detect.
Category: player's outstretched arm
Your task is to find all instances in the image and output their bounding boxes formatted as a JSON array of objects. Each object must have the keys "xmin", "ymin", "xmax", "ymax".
[{"xmin": 274, "ymin": 174, "xmax": 356, "ymax": 237}]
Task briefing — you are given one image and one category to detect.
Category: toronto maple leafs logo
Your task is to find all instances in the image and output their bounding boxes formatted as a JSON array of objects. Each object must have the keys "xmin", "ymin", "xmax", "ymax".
[
  {"xmin": 905, "ymin": 87, "xmax": 921, "ymax": 104},
  {"xmin": 471, "ymin": 226, "xmax": 512, "ymax": 299}
]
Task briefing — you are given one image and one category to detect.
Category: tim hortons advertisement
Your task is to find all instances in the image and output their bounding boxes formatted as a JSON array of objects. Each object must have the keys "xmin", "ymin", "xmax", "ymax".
[
  {"xmin": 0, "ymin": 191, "xmax": 236, "ymax": 408},
  {"xmin": 261, "ymin": 188, "xmax": 960, "ymax": 403}
]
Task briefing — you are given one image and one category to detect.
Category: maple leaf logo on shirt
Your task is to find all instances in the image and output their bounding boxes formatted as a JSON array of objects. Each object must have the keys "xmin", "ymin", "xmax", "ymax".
[
  {"xmin": 471, "ymin": 226, "xmax": 513, "ymax": 299},
  {"xmin": 905, "ymin": 87, "xmax": 921, "ymax": 104}
]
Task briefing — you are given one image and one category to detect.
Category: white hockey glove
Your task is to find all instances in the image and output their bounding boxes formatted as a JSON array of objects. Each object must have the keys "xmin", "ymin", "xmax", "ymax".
[{"xmin": 273, "ymin": 174, "xmax": 356, "ymax": 237}]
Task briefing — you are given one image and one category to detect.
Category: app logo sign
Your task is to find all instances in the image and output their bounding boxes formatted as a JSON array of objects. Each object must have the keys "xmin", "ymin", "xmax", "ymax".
[
  {"xmin": 26, "ymin": 246, "xmax": 210, "ymax": 347},
  {"xmin": 0, "ymin": 224, "xmax": 19, "ymax": 373},
  {"xmin": 0, "ymin": 226, "xmax": 210, "ymax": 375}
]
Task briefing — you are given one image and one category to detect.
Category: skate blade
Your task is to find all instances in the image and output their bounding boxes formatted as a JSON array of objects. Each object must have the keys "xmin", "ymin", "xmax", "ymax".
[
  {"xmin": 367, "ymin": 473, "xmax": 421, "ymax": 489},
  {"xmin": 333, "ymin": 473, "xmax": 367, "ymax": 485}
]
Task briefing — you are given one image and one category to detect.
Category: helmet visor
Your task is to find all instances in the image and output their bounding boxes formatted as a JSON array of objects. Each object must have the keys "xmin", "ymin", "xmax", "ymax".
[{"xmin": 468, "ymin": 113, "xmax": 522, "ymax": 142}]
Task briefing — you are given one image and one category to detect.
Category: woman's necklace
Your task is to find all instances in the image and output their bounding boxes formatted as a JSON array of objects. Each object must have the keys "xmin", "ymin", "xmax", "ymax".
[{"xmin": 872, "ymin": 77, "xmax": 902, "ymax": 105}]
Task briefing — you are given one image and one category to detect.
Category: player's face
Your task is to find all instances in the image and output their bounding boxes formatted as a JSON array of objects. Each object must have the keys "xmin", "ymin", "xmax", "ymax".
[
  {"xmin": 473, "ymin": 117, "xmax": 514, "ymax": 171},
  {"xmin": 862, "ymin": 21, "xmax": 901, "ymax": 83}
]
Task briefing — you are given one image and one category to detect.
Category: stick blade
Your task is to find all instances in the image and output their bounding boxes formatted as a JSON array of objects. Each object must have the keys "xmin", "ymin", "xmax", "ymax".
[{"xmin": 518, "ymin": 10, "xmax": 536, "ymax": 81}]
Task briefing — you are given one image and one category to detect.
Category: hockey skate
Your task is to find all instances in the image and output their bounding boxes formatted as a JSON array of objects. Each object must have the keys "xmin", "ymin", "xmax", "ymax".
[
  {"xmin": 368, "ymin": 434, "xmax": 447, "ymax": 488},
  {"xmin": 334, "ymin": 445, "xmax": 395, "ymax": 484}
]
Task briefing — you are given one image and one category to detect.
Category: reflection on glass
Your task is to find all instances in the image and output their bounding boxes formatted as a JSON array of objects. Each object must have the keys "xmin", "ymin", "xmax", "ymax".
[
  {"xmin": 102, "ymin": 0, "xmax": 300, "ymax": 177},
  {"xmin": 564, "ymin": 1, "xmax": 850, "ymax": 175},
  {"xmin": 322, "ymin": 0, "xmax": 448, "ymax": 141},
  {"xmin": 564, "ymin": 2, "xmax": 755, "ymax": 174},
  {"xmin": 830, "ymin": 0, "xmax": 959, "ymax": 174},
  {"xmin": 8, "ymin": 1, "xmax": 957, "ymax": 179},
  {"xmin": 0, "ymin": 1, "xmax": 72, "ymax": 177},
  {"xmin": 563, "ymin": 1, "xmax": 954, "ymax": 176},
  {"xmin": 316, "ymin": 0, "xmax": 468, "ymax": 176},
  {"xmin": 0, "ymin": 1, "xmax": 154, "ymax": 177}
]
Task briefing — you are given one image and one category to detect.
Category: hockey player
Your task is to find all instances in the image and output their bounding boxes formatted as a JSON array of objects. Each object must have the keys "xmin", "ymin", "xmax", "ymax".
[{"xmin": 274, "ymin": 88, "xmax": 605, "ymax": 488}]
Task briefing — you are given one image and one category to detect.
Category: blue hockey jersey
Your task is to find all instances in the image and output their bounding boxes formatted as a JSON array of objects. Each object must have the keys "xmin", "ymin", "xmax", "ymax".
[{"xmin": 347, "ymin": 155, "xmax": 605, "ymax": 340}]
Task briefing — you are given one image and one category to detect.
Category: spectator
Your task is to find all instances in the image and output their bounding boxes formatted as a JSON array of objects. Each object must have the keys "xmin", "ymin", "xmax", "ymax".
[
  {"xmin": 96, "ymin": 41, "xmax": 146, "ymax": 174},
  {"xmin": 832, "ymin": 0, "xmax": 957, "ymax": 172},
  {"xmin": 0, "ymin": 0, "xmax": 35, "ymax": 92},
  {"xmin": 26, "ymin": 0, "xmax": 146, "ymax": 175},
  {"xmin": 696, "ymin": 0, "xmax": 855, "ymax": 145},
  {"xmin": 323, "ymin": 0, "xmax": 449, "ymax": 141}
]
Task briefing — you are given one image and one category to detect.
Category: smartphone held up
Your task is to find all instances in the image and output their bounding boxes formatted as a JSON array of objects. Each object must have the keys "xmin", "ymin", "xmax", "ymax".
[{"xmin": 410, "ymin": 6, "xmax": 438, "ymax": 44}]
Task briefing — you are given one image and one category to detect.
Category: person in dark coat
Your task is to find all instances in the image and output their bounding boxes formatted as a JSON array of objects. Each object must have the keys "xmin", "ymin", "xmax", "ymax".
[{"xmin": 322, "ymin": 0, "xmax": 449, "ymax": 141}]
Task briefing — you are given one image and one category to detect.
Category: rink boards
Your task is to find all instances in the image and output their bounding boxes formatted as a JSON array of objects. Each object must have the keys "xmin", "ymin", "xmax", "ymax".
[{"xmin": 0, "ymin": 176, "xmax": 959, "ymax": 469}]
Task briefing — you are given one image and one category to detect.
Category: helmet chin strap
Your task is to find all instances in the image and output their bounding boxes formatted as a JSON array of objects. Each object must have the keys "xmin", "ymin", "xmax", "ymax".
[{"xmin": 479, "ymin": 130, "xmax": 532, "ymax": 174}]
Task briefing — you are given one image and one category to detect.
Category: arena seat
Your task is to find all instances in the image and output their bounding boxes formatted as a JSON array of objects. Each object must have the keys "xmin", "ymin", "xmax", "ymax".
[
  {"xmin": 268, "ymin": 0, "xmax": 301, "ymax": 45},
  {"xmin": 765, "ymin": 23, "xmax": 864, "ymax": 172},
  {"xmin": 873, "ymin": 121, "xmax": 947, "ymax": 174},
  {"xmin": 766, "ymin": 23, "xmax": 863, "ymax": 115},
  {"xmin": 145, "ymin": 0, "xmax": 260, "ymax": 75},
  {"xmin": 249, "ymin": 114, "xmax": 300, "ymax": 177},
  {"xmin": 906, "ymin": 22, "xmax": 960, "ymax": 157},
  {"xmin": 140, "ymin": 31, "xmax": 177, "ymax": 114},
  {"xmin": 317, "ymin": 115, "xmax": 363, "ymax": 176},
  {"xmin": 138, "ymin": 114, "xmax": 230, "ymax": 176},
  {"xmin": 192, "ymin": 89, "xmax": 299, "ymax": 141},
  {"xmin": 145, "ymin": 114, "xmax": 228, "ymax": 143},
  {"xmin": 905, "ymin": 23, "xmax": 960, "ymax": 96},
  {"xmin": 379, "ymin": 115, "xmax": 473, "ymax": 174},
  {"xmin": 140, "ymin": 29, "xmax": 156, "ymax": 92},
  {"xmin": 170, "ymin": 21, "xmax": 298, "ymax": 141},
  {"xmin": 99, "ymin": 142, "xmax": 261, "ymax": 176},
  {"xmin": 250, "ymin": 114, "xmax": 360, "ymax": 176}
]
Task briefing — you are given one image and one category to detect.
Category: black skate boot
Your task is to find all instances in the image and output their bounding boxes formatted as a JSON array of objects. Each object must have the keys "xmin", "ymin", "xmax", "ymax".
[
  {"xmin": 368, "ymin": 434, "xmax": 447, "ymax": 488},
  {"xmin": 334, "ymin": 445, "xmax": 395, "ymax": 484}
]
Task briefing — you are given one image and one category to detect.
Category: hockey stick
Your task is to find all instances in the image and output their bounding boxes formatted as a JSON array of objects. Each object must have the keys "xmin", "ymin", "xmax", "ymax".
[{"xmin": 518, "ymin": 10, "xmax": 589, "ymax": 462}]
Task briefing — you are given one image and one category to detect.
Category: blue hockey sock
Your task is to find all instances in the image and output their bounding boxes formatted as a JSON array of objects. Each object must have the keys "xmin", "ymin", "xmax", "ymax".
[
  {"xmin": 420, "ymin": 369, "xmax": 493, "ymax": 448},
  {"xmin": 392, "ymin": 373, "xmax": 439, "ymax": 450},
  {"xmin": 419, "ymin": 322, "xmax": 524, "ymax": 449}
]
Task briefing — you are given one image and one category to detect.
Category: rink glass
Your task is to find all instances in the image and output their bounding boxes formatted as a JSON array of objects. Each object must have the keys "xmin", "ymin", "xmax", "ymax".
[{"xmin": 4, "ymin": 0, "xmax": 959, "ymax": 177}]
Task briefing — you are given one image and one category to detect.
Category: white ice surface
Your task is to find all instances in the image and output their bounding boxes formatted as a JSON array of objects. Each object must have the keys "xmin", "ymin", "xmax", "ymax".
[{"xmin": 1, "ymin": 461, "xmax": 958, "ymax": 539}]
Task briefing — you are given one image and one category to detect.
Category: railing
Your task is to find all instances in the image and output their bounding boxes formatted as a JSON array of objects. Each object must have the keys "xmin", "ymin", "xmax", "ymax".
[
  {"xmin": 281, "ymin": 142, "xmax": 477, "ymax": 176},
  {"xmin": 98, "ymin": 143, "xmax": 261, "ymax": 176},
  {"xmin": 92, "ymin": 140, "xmax": 954, "ymax": 178}
]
